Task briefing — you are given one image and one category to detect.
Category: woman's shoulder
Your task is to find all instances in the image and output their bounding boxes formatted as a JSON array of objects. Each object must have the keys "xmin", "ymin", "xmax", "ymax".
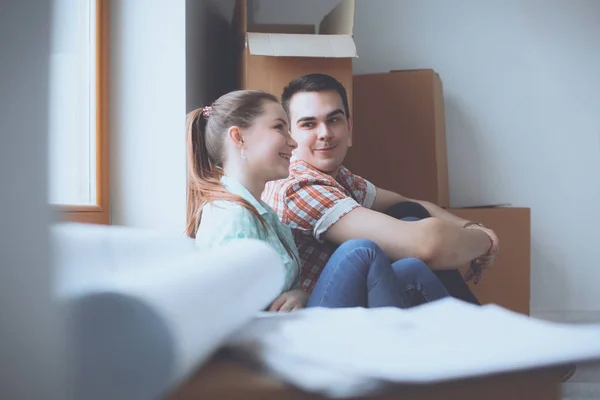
[
  {"xmin": 204, "ymin": 199, "xmax": 260, "ymax": 219},
  {"xmin": 200, "ymin": 200, "xmax": 266, "ymax": 234},
  {"xmin": 196, "ymin": 201, "xmax": 269, "ymax": 249}
]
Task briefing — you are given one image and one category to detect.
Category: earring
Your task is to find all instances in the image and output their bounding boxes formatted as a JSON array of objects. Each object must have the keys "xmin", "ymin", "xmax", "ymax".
[{"xmin": 240, "ymin": 147, "xmax": 246, "ymax": 160}]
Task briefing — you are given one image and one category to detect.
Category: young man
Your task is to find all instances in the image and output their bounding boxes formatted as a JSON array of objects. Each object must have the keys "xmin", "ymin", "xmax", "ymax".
[
  {"xmin": 262, "ymin": 73, "xmax": 579, "ymax": 380},
  {"xmin": 262, "ymin": 73, "xmax": 499, "ymax": 304}
]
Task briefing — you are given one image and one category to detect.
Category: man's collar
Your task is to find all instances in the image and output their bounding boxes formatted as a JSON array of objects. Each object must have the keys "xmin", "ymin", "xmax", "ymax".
[{"xmin": 289, "ymin": 156, "xmax": 346, "ymax": 180}]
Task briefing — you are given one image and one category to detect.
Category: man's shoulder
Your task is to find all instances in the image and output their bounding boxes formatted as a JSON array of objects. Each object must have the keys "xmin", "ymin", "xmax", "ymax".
[
  {"xmin": 263, "ymin": 177, "xmax": 295, "ymax": 204},
  {"xmin": 291, "ymin": 160, "xmax": 347, "ymax": 188},
  {"xmin": 336, "ymin": 164, "xmax": 364, "ymax": 185}
]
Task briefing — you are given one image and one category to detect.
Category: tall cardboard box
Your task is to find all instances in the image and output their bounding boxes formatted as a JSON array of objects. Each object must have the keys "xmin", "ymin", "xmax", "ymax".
[
  {"xmin": 450, "ymin": 207, "xmax": 531, "ymax": 315},
  {"xmin": 233, "ymin": 0, "xmax": 357, "ymax": 110},
  {"xmin": 345, "ymin": 70, "xmax": 449, "ymax": 207}
]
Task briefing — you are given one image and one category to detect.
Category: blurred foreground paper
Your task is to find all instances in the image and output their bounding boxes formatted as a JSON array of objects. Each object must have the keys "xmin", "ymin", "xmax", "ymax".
[
  {"xmin": 53, "ymin": 223, "xmax": 284, "ymax": 400},
  {"xmin": 226, "ymin": 299, "xmax": 600, "ymax": 397},
  {"xmin": 53, "ymin": 223, "xmax": 600, "ymax": 400}
]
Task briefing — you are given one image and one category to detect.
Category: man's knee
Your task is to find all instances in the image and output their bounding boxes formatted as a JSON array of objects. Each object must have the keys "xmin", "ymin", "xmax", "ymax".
[
  {"xmin": 392, "ymin": 258, "xmax": 431, "ymax": 279},
  {"xmin": 336, "ymin": 239, "xmax": 386, "ymax": 268},
  {"xmin": 339, "ymin": 238, "xmax": 380, "ymax": 252},
  {"xmin": 385, "ymin": 201, "xmax": 431, "ymax": 220}
]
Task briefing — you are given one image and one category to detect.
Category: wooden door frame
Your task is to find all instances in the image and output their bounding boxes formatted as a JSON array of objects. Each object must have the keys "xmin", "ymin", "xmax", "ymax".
[{"xmin": 58, "ymin": 0, "xmax": 110, "ymax": 225}]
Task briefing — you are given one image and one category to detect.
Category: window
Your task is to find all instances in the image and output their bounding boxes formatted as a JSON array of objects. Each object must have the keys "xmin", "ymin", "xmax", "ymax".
[{"xmin": 49, "ymin": 0, "xmax": 109, "ymax": 224}]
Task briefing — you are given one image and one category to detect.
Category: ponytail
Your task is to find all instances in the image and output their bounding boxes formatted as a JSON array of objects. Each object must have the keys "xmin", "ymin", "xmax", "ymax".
[
  {"xmin": 186, "ymin": 108, "xmax": 215, "ymax": 237},
  {"xmin": 185, "ymin": 105, "xmax": 267, "ymax": 238}
]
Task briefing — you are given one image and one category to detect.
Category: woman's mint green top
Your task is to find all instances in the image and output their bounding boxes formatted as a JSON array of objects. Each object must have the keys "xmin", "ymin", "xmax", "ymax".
[{"xmin": 195, "ymin": 176, "xmax": 300, "ymax": 292}]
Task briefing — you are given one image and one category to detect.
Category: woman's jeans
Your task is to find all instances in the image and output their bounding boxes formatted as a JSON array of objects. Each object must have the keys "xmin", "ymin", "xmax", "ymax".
[{"xmin": 306, "ymin": 239, "xmax": 449, "ymax": 308}]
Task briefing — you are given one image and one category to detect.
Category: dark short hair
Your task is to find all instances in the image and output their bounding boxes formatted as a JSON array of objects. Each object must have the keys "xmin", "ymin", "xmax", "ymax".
[{"xmin": 281, "ymin": 73, "xmax": 350, "ymax": 119}]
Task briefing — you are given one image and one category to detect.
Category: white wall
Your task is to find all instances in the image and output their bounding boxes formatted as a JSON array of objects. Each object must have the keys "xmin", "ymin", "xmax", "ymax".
[
  {"xmin": 254, "ymin": 0, "xmax": 600, "ymax": 313},
  {"xmin": 0, "ymin": 1, "xmax": 66, "ymax": 398},
  {"xmin": 110, "ymin": 0, "xmax": 188, "ymax": 234},
  {"xmin": 111, "ymin": 0, "xmax": 237, "ymax": 235}
]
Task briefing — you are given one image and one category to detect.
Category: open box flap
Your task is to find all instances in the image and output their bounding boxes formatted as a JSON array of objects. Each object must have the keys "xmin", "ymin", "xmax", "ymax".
[
  {"xmin": 247, "ymin": 32, "xmax": 357, "ymax": 58},
  {"xmin": 319, "ymin": 0, "xmax": 355, "ymax": 34},
  {"xmin": 235, "ymin": 0, "xmax": 355, "ymax": 35}
]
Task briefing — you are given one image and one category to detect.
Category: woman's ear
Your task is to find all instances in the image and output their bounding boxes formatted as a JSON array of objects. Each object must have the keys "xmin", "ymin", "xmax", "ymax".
[{"xmin": 227, "ymin": 126, "xmax": 244, "ymax": 149}]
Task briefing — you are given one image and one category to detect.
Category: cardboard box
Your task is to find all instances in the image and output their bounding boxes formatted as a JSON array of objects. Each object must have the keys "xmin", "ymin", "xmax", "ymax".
[
  {"xmin": 449, "ymin": 207, "xmax": 531, "ymax": 315},
  {"xmin": 344, "ymin": 70, "xmax": 449, "ymax": 207},
  {"xmin": 233, "ymin": 0, "xmax": 357, "ymax": 109}
]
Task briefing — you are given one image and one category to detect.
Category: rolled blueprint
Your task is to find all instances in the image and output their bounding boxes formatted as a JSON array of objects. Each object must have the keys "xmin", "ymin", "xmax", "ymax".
[{"xmin": 53, "ymin": 223, "xmax": 284, "ymax": 400}]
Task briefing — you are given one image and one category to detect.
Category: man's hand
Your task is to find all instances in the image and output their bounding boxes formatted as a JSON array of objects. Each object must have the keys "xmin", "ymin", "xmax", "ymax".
[
  {"xmin": 464, "ymin": 225, "xmax": 500, "ymax": 284},
  {"xmin": 268, "ymin": 289, "xmax": 309, "ymax": 312}
]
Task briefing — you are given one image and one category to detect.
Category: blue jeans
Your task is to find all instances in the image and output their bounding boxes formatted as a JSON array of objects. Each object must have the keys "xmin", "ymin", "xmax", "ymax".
[
  {"xmin": 306, "ymin": 239, "xmax": 449, "ymax": 308},
  {"xmin": 387, "ymin": 202, "xmax": 481, "ymax": 305}
]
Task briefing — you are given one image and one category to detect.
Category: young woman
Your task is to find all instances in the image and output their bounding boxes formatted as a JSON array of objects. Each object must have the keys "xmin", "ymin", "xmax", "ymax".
[{"xmin": 186, "ymin": 90, "xmax": 449, "ymax": 311}]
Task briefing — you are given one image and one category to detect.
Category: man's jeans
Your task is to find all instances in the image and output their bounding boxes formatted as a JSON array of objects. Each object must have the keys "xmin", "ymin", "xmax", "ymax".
[
  {"xmin": 306, "ymin": 239, "xmax": 450, "ymax": 308},
  {"xmin": 385, "ymin": 201, "xmax": 481, "ymax": 305}
]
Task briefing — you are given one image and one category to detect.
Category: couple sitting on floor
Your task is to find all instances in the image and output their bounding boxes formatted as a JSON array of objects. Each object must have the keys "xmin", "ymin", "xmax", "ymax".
[{"xmin": 187, "ymin": 73, "xmax": 499, "ymax": 312}]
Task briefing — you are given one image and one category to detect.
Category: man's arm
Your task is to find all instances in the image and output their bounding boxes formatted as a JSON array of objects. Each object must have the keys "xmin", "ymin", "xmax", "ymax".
[
  {"xmin": 324, "ymin": 207, "xmax": 491, "ymax": 270},
  {"xmin": 371, "ymin": 187, "xmax": 469, "ymax": 227}
]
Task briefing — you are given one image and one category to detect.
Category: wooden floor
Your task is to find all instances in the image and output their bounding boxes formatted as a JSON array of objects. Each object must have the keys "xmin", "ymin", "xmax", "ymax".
[
  {"xmin": 562, "ymin": 361, "xmax": 600, "ymax": 400},
  {"xmin": 167, "ymin": 353, "xmax": 562, "ymax": 400}
]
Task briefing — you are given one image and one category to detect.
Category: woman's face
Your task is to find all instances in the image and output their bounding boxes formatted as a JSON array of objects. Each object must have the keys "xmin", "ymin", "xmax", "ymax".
[{"xmin": 242, "ymin": 101, "xmax": 297, "ymax": 182}]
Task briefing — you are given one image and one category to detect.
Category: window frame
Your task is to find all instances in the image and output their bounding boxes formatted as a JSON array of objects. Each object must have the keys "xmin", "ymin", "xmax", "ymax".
[{"xmin": 57, "ymin": 0, "xmax": 110, "ymax": 225}]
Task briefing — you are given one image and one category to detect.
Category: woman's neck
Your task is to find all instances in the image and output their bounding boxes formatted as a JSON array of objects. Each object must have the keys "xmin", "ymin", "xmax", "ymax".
[{"xmin": 224, "ymin": 167, "xmax": 266, "ymax": 202}]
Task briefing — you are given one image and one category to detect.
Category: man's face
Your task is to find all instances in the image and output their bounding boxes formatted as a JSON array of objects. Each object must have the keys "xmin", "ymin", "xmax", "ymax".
[{"xmin": 287, "ymin": 90, "xmax": 352, "ymax": 175}]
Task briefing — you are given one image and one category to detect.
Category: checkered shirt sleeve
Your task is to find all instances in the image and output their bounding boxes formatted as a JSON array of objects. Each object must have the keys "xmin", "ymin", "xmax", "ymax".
[{"xmin": 285, "ymin": 179, "xmax": 361, "ymax": 242}]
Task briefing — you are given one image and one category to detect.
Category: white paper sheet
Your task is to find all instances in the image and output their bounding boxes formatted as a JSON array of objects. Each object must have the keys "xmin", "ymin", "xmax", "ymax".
[
  {"xmin": 226, "ymin": 299, "xmax": 600, "ymax": 397},
  {"xmin": 54, "ymin": 223, "xmax": 285, "ymax": 400},
  {"xmin": 53, "ymin": 224, "xmax": 600, "ymax": 399}
]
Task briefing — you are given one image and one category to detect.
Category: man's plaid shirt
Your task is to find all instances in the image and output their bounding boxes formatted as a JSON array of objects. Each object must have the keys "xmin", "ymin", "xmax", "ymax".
[{"xmin": 262, "ymin": 159, "xmax": 377, "ymax": 293}]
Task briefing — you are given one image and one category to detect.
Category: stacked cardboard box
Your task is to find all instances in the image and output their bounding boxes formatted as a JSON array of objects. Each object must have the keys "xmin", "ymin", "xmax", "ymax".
[
  {"xmin": 345, "ymin": 70, "xmax": 449, "ymax": 206},
  {"xmin": 345, "ymin": 70, "xmax": 531, "ymax": 315},
  {"xmin": 233, "ymin": 0, "xmax": 357, "ymax": 123}
]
